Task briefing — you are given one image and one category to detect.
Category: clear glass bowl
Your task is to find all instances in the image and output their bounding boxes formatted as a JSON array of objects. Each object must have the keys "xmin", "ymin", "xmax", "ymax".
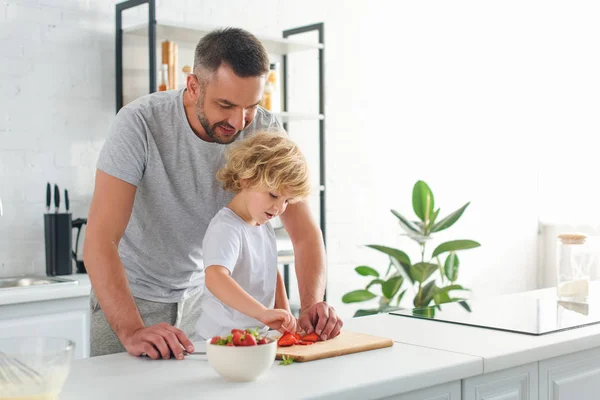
[{"xmin": 0, "ymin": 337, "xmax": 75, "ymax": 400}]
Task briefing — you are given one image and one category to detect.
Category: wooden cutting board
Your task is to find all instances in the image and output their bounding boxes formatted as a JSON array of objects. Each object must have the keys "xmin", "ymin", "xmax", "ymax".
[{"xmin": 276, "ymin": 331, "xmax": 393, "ymax": 362}]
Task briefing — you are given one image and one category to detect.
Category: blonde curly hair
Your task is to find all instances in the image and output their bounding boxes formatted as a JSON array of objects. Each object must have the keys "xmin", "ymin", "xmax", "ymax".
[{"xmin": 217, "ymin": 131, "xmax": 311, "ymax": 203}]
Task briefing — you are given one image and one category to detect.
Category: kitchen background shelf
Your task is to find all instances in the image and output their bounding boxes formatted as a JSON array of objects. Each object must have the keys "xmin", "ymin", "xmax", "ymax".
[
  {"xmin": 115, "ymin": 0, "xmax": 327, "ymax": 306},
  {"xmin": 123, "ymin": 20, "xmax": 324, "ymax": 55}
]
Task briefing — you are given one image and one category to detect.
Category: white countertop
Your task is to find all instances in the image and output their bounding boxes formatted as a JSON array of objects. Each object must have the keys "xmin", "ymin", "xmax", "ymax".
[
  {"xmin": 354, "ymin": 285, "xmax": 600, "ymax": 373},
  {"xmin": 61, "ymin": 316, "xmax": 483, "ymax": 400},
  {"xmin": 0, "ymin": 273, "xmax": 91, "ymax": 306}
]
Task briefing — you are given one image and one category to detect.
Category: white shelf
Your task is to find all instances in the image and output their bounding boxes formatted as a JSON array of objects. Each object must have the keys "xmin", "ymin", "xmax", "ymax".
[
  {"xmin": 124, "ymin": 20, "xmax": 323, "ymax": 55},
  {"xmin": 274, "ymin": 112, "xmax": 324, "ymax": 122}
]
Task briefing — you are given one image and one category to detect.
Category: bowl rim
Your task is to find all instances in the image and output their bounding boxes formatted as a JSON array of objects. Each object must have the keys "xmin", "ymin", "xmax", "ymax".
[{"xmin": 205, "ymin": 337, "xmax": 277, "ymax": 349}]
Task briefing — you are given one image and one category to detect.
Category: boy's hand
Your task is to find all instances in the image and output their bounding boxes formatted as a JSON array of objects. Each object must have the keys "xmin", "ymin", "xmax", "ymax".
[{"xmin": 258, "ymin": 309, "xmax": 297, "ymax": 334}]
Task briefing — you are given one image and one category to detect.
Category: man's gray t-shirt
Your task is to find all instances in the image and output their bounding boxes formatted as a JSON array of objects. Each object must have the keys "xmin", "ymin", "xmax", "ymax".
[{"xmin": 97, "ymin": 88, "xmax": 282, "ymax": 303}]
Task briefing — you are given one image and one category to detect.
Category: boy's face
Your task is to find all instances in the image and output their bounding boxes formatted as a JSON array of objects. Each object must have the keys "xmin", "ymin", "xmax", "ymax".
[{"xmin": 243, "ymin": 187, "xmax": 294, "ymax": 226}]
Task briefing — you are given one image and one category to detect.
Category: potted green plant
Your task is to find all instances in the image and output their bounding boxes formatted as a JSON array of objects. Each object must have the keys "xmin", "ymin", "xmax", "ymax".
[{"xmin": 343, "ymin": 180, "xmax": 481, "ymax": 317}]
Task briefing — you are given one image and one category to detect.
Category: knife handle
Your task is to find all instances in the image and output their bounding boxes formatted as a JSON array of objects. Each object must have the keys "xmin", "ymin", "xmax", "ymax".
[
  {"xmin": 46, "ymin": 182, "xmax": 51, "ymax": 211},
  {"xmin": 64, "ymin": 189, "xmax": 70, "ymax": 212},
  {"xmin": 54, "ymin": 184, "xmax": 60, "ymax": 212}
]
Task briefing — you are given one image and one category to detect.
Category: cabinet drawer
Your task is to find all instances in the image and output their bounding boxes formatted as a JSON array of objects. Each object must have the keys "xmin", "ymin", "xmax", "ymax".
[
  {"xmin": 462, "ymin": 363, "xmax": 537, "ymax": 400},
  {"xmin": 539, "ymin": 346, "xmax": 600, "ymax": 400}
]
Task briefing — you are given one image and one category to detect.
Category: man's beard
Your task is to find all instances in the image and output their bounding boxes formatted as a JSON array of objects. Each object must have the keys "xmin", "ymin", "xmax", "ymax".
[{"xmin": 196, "ymin": 98, "xmax": 241, "ymax": 145}]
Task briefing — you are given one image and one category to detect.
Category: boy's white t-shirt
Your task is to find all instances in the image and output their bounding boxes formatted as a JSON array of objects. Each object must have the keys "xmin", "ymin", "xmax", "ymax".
[{"xmin": 195, "ymin": 207, "xmax": 278, "ymax": 339}]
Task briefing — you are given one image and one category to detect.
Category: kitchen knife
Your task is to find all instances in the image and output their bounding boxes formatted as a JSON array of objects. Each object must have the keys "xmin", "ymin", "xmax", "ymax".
[
  {"xmin": 46, "ymin": 182, "xmax": 51, "ymax": 213},
  {"xmin": 64, "ymin": 189, "xmax": 69, "ymax": 213},
  {"xmin": 54, "ymin": 184, "xmax": 60, "ymax": 213}
]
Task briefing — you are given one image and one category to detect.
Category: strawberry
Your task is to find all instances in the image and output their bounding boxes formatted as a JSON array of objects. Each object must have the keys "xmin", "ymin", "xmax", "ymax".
[
  {"xmin": 226, "ymin": 342, "xmax": 233, "ymax": 346},
  {"xmin": 231, "ymin": 329, "xmax": 245, "ymax": 335},
  {"xmin": 298, "ymin": 340, "xmax": 314, "ymax": 345},
  {"xmin": 278, "ymin": 333, "xmax": 297, "ymax": 347},
  {"xmin": 294, "ymin": 333, "xmax": 301, "ymax": 341},
  {"xmin": 300, "ymin": 332, "xmax": 319, "ymax": 342},
  {"xmin": 210, "ymin": 336, "xmax": 221, "ymax": 345},
  {"xmin": 257, "ymin": 337, "xmax": 270, "ymax": 345},
  {"xmin": 240, "ymin": 333, "xmax": 257, "ymax": 346},
  {"xmin": 232, "ymin": 331, "xmax": 244, "ymax": 346}
]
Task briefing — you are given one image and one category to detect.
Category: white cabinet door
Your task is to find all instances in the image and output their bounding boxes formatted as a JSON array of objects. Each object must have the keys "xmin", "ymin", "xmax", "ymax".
[
  {"xmin": 0, "ymin": 311, "xmax": 88, "ymax": 359},
  {"xmin": 0, "ymin": 296, "xmax": 90, "ymax": 359},
  {"xmin": 462, "ymin": 363, "xmax": 538, "ymax": 400},
  {"xmin": 381, "ymin": 380, "xmax": 460, "ymax": 399},
  {"xmin": 539, "ymin": 346, "xmax": 600, "ymax": 400}
]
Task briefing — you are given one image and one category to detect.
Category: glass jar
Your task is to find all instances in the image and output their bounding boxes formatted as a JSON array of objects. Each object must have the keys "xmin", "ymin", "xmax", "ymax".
[{"xmin": 556, "ymin": 232, "xmax": 591, "ymax": 303}]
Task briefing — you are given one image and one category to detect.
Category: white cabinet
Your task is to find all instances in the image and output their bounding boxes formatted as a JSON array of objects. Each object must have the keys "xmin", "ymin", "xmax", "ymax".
[
  {"xmin": 539, "ymin": 346, "xmax": 600, "ymax": 400},
  {"xmin": 462, "ymin": 363, "xmax": 538, "ymax": 400},
  {"xmin": 0, "ymin": 296, "xmax": 90, "ymax": 359},
  {"xmin": 382, "ymin": 380, "xmax": 460, "ymax": 400}
]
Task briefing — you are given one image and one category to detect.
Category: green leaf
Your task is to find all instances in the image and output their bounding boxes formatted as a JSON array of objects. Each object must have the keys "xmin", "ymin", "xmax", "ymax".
[
  {"xmin": 246, "ymin": 327, "xmax": 260, "ymax": 338},
  {"xmin": 458, "ymin": 301, "xmax": 471, "ymax": 312},
  {"xmin": 410, "ymin": 262, "xmax": 438, "ymax": 283},
  {"xmin": 412, "ymin": 181, "xmax": 434, "ymax": 223},
  {"xmin": 353, "ymin": 308, "xmax": 381, "ymax": 317},
  {"xmin": 391, "ymin": 209, "xmax": 421, "ymax": 234},
  {"xmin": 381, "ymin": 275, "xmax": 404, "ymax": 300},
  {"xmin": 414, "ymin": 280, "xmax": 436, "ymax": 307},
  {"xmin": 444, "ymin": 252, "xmax": 460, "ymax": 282},
  {"xmin": 431, "ymin": 202, "xmax": 470, "ymax": 233},
  {"xmin": 342, "ymin": 290, "xmax": 377, "ymax": 303},
  {"xmin": 366, "ymin": 245, "xmax": 412, "ymax": 282},
  {"xmin": 433, "ymin": 290, "xmax": 451, "ymax": 305},
  {"xmin": 279, "ymin": 355, "xmax": 295, "ymax": 365},
  {"xmin": 355, "ymin": 265, "xmax": 379, "ymax": 277},
  {"xmin": 432, "ymin": 240, "xmax": 481, "ymax": 258},
  {"xmin": 366, "ymin": 279, "xmax": 385, "ymax": 290},
  {"xmin": 427, "ymin": 208, "xmax": 440, "ymax": 233}
]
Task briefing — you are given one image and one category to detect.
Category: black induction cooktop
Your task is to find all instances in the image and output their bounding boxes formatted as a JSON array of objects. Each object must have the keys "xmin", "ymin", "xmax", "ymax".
[{"xmin": 390, "ymin": 292, "xmax": 600, "ymax": 336}]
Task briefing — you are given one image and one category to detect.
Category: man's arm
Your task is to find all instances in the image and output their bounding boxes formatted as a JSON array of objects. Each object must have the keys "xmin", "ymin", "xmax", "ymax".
[
  {"xmin": 279, "ymin": 200, "xmax": 326, "ymax": 308},
  {"xmin": 84, "ymin": 170, "xmax": 193, "ymax": 360},
  {"xmin": 274, "ymin": 268, "xmax": 291, "ymax": 312},
  {"xmin": 279, "ymin": 200, "xmax": 343, "ymax": 339}
]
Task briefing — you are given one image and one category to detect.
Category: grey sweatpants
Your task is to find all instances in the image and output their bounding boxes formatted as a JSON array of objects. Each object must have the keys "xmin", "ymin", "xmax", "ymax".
[{"xmin": 89, "ymin": 289, "xmax": 203, "ymax": 357}]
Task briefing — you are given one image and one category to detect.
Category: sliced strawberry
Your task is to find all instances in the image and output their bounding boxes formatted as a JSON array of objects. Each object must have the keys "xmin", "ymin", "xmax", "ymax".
[
  {"xmin": 294, "ymin": 332, "xmax": 301, "ymax": 341},
  {"xmin": 300, "ymin": 332, "xmax": 319, "ymax": 342},
  {"xmin": 297, "ymin": 340, "xmax": 314, "ymax": 345},
  {"xmin": 278, "ymin": 333, "xmax": 297, "ymax": 347}
]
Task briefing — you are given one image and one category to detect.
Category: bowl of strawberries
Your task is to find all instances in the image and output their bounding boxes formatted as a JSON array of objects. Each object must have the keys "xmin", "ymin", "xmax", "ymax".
[{"xmin": 206, "ymin": 328, "xmax": 277, "ymax": 382}]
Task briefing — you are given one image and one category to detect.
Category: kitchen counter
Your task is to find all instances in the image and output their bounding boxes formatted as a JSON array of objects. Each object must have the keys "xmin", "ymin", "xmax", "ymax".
[
  {"xmin": 351, "ymin": 284, "xmax": 600, "ymax": 373},
  {"xmin": 61, "ymin": 315, "xmax": 482, "ymax": 400},
  {"xmin": 58, "ymin": 284, "xmax": 600, "ymax": 399},
  {"xmin": 0, "ymin": 273, "xmax": 91, "ymax": 306}
]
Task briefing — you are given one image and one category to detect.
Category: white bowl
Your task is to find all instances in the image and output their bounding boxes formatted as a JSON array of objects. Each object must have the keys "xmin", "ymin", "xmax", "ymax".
[
  {"xmin": 206, "ymin": 338, "xmax": 277, "ymax": 382},
  {"xmin": 0, "ymin": 337, "xmax": 75, "ymax": 399}
]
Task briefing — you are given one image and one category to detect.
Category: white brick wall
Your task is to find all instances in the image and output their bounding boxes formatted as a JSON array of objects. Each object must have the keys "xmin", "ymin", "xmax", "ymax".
[
  {"xmin": 2, "ymin": 0, "xmax": 599, "ymax": 320},
  {"xmin": 0, "ymin": 0, "xmax": 114, "ymax": 276}
]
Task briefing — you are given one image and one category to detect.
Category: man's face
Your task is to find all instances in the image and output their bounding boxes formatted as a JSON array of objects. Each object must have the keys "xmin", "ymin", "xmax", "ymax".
[{"xmin": 195, "ymin": 64, "xmax": 265, "ymax": 144}]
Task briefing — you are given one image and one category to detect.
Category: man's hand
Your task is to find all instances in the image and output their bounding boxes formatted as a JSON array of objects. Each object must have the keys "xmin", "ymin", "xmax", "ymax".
[
  {"xmin": 122, "ymin": 323, "xmax": 194, "ymax": 360},
  {"xmin": 298, "ymin": 302, "xmax": 343, "ymax": 341},
  {"xmin": 258, "ymin": 309, "xmax": 297, "ymax": 334}
]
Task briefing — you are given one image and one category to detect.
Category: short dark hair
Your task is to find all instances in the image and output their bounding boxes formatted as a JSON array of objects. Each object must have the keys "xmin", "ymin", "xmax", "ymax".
[{"xmin": 194, "ymin": 28, "xmax": 269, "ymax": 78}]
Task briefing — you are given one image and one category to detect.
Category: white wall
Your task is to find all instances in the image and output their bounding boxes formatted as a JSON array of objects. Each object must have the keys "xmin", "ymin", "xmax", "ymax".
[{"xmin": 2, "ymin": 0, "xmax": 599, "ymax": 320}]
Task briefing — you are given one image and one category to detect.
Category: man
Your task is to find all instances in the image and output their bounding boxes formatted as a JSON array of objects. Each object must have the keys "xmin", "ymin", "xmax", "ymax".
[{"xmin": 84, "ymin": 27, "xmax": 342, "ymax": 360}]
